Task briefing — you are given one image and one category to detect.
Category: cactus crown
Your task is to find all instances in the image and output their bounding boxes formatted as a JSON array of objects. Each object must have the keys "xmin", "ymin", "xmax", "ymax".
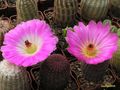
[{"xmin": 41, "ymin": 54, "xmax": 70, "ymax": 72}]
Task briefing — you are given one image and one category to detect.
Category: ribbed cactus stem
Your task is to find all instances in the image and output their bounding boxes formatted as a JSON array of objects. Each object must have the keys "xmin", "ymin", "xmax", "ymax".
[
  {"xmin": 110, "ymin": 39, "xmax": 120, "ymax": 76},
  {"xmin": 111, "ymin": 0, "xmax": 120, "ymax": 18},
  {"xmin": 0, "ymin": 60, "xmax": 30, "ymax": 90},
  {"xmin": 80, "ymin": 0, "xmax": 110, "ymax": 21},
  {"xmin": 40, "ymin": 54, "xmax": 70, "ymax": 90},
  {"xmin": 53, "ymin": 0, "xmax": 78, "ymax": 28},
  {"xmin": 81, "ymin": 61, "xmax": 109, "ymax": 83},
  {"xmin": 16, "ymin": 0, "xmax": 39, "ymax": 23}
]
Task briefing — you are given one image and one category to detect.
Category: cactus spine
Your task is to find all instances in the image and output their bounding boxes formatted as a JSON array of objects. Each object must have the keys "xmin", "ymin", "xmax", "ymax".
[
  {"xmin": 16, "ymin": 0, "xmax": 39, "ymax": 23},
  {"xmin": 53, "ymin": 0, "xmax": 78, "ymax": 28},
  {"xmin": 0, "ymin": 60, "xmax": 30, "ymax": 90},
  {"xmin": 80, "ymin": 0, "xmax": 110, "ymax": 21}
]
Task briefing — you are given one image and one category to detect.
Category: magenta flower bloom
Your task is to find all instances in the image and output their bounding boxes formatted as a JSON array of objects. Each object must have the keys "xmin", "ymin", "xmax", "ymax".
[
  {"xmin": 66, "ymin": 21, "xmax": 118, "ymax": 64},
  {"xmin": 1, "ymin": 19, "xmax": 58, "ymax": 67}
]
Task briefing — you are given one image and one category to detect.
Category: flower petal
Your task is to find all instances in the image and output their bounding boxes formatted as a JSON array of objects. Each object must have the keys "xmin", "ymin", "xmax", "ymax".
[{"xmin": 1, "ymin": 19, "xmax": 58, "ymax": 67}]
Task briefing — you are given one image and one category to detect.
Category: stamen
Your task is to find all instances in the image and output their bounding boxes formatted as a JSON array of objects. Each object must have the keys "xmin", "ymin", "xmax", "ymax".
[
  {"xmin": 82, "ymin": 44, "xmax": 98, "ymax": 58},
  {"xmin": 88, "ymin": 44, "xmax": 94, "ymax": 48},
  {"xmin": 24, "ymin": 40, "xmax": 37, "ymax": 54},
  {"xmin": 25, "ymin": 40, "xmax": 32, "ymax": 48},
  {"xmin": 87, "ymin": 44, "xmax": 94, "ymax": 50}
]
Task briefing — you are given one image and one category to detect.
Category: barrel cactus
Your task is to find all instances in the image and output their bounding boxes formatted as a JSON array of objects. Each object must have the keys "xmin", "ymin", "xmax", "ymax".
[
  {"xmin": 0, "ymin": 17, "xmax": 11, "ymax": 46},
  {"xmin": 81, "ymin": 61, "xmax": 109, "ymax": 83},
  {"xmin": 110, "ymin": 29, "xmax": 120, "ymax": 76},
  {"xmin": 80, "ymin": 0, "xmax": 110, "ymax": 21},
  {"xmin": 16, "ymin": 0, "xmax": 39, "ymax": 23},
  {"xmin": 110, "ymin": 0, "xmax": 120, "ymax": 18},
  {"xmin": 40, "ymin": 54, "xmax": 70, "ymax": 90},
  {"xmin": 0, "ymin": 60, "xmax": 30, "ymax": 90},
  {"xmin": 53, "ymin": 0, "xmax": 78, "ymax": 28},
  {"xmin": 0, "ymin": 17, "xmax": 11, "ymax": 60},
  {"xmin": 7, "ymin": 0, "xmax": 16, "ymax": 3}
]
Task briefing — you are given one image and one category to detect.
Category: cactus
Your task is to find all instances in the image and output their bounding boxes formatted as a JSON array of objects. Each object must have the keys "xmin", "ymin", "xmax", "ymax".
[
  {"xmin": 0, "ymin": 17, "xmax": 11, "ymax": 61},
  {"xmin": 110, "ymin": 0, "xmax": 120, "ymax": 18},
  {"xmin": 40, "ymin": 54, "xmax": 70, "ymax": 90},
  {"xmin": 80, "ymin": 0, "xmax": 110, "ymax": 21},
  {"xmin": 0, "ymin": 0, "xmax": 3, "ymax": 2},
  {"xmin": 53, "ymin": 0, "xmax": 78, "ymax": 28},
  {"xmin": 0, "ymin": 17, "xmax": 11, "ymax": 46},
  {"xmin": 110, "ymin": 39, "xmax": 120, "ymax": 76},
  {"xmin": 8, "ymin": 0, "xmax": 16, "ymax": 3},
  {"xmin": 16, "ymin": 0, "xmax": 39, "ymax": 23},
  {"xmin": 81, "ymin": 61, "xmax": 109, "ymax": 83},
  {"xmin": 0, "ymin": 60, "xmax": 30, "ymax": 90}
]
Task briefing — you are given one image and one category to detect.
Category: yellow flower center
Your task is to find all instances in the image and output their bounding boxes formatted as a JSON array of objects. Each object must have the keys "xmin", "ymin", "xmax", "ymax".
[
  {"xmin": 82, "ymin": 44, "xmax": 98, "ymax": 58},
  {"xmin": 25, "ymin": 40, "xmax": 37, "ymax": 54}
]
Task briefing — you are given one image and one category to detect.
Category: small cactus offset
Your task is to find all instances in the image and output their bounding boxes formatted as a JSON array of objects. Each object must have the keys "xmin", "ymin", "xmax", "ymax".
[
  {"xmin": 53, "ymin": 0, "xmax": 78, "ymax": 28},
  {"xmin": 40, "ymin": 54, "xmax": 70, "ymax": 90},
  {"xmin": 80, "ymin": 0, "xmax": 110, "ymax": 21},
  {"xmin": 16, "ymin": 0, "xmax": 39, "ymax": 23},
  {"xmin": 0, "ymin": 60, "xmax": 30, "ymax": 90},
  {"xmin": 0, "ymin": 17, "xmax": 11, "ymax": 60}
]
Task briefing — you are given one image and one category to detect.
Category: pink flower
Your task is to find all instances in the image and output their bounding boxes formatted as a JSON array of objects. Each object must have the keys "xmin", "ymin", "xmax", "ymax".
[
  {"xmin": 1, "ymin": 19, "xmax": 58, "ymax": 67},
  {"xmin": 66, "ymin": 21, "xmax": 118, "ymax": 64}
]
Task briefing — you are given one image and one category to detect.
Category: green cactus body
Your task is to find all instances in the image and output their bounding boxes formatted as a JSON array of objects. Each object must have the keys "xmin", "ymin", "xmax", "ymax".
[
  {"xmin": 0, "ymin": 60, "xmax": 30, "ymax": 90},
  {"xmin": 81, "ymin": 61, "xmax": 109, "ymax": 83},
  {"xmin": 16, "ymin": 0, "xmax": 39, "ymax": 23},
  {"xmin": 111, "ymin": 39, "xmax": 120, "ymax": 75},
  {"xmin": 80, "ymin": 0, "xmax": 110, "ymax": 21},
  {"xmin": 8, "ymin": 0, "xmax": 16, "ymax": 4},
  {"xmin": 53, "ymin": 0, "xmax": 78, "ymax": 28},
  {"xmin": 111, "ymin": 0, "xmax": 120, "ymax": 6}
]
